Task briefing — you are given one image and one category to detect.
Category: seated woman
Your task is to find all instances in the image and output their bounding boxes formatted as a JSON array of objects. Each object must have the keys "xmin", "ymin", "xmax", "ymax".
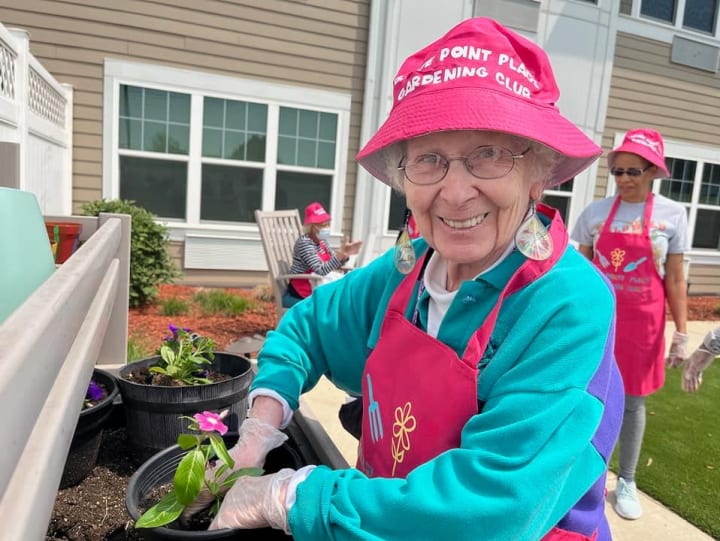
[{"xmin": 282, "ymin": 202, "xmax": 362, "ymax": 308}]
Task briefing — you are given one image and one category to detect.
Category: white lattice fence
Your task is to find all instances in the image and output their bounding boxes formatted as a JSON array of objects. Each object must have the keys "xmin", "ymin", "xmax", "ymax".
[
  {"xmin": 0, "ymin": 22, "xmax": 72, "ymax": 214},
  {"xmin": 0, "ymin": 36, "xmax": 15, "ymax": 100}
]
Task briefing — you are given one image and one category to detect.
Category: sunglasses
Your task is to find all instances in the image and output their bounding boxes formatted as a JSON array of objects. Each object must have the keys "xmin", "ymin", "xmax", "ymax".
[{"xmin": 610, "ymin": 166, "xmax": 652, "ymax": 178}]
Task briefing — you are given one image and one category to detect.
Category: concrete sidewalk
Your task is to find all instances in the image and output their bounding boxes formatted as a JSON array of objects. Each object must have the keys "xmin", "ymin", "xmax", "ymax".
[{"xmin": 300, "ymin": 320, "xmax": 717, "ymax": 541}]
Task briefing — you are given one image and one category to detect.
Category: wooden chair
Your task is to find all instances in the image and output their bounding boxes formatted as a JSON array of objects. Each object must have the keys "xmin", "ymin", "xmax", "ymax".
[{"xmin": 255, "ymin": 209, "xmax": 323, "ymax": 315}]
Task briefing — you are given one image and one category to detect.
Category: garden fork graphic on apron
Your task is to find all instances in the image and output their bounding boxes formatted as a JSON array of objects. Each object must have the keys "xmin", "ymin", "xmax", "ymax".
[{"xmin": 367, "ymin": 374, "xmax": 383, "ymax": 442}]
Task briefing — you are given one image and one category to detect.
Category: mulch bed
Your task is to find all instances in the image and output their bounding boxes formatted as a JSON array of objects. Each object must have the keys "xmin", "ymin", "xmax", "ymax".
[
  {"xmin": 45, "ymin": 287, "xmax": 719, "ymax": 540},
  {"xmin": 682, "ymin": 295, "xmax": 720, "ymax": 321},
  {"xmin": 127, "ymin": 284, "xmax": 280, "ymax": 353}
]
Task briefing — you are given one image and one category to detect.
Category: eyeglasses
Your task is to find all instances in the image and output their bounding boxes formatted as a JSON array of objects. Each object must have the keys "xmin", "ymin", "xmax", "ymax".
[
  {"xmin": 398, "ymin": 145, "xmax": 529, "ymax": 185},
  {"xmin": 610, "ymin": 166, "xmax": 652, "ymax": 178}
]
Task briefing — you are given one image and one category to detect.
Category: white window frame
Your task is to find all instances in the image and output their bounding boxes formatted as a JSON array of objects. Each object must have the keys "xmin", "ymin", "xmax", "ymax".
[
  {"xmin": 102, "ymin": 59, "xmax": 352, "ymax": 239},
  {"xmin": 607, "ymin": 132, "xmax": 720, "ymax": 264},
  {"xmin": 619, "ymin": 0, "xmax": 720, "ymax": 44}
]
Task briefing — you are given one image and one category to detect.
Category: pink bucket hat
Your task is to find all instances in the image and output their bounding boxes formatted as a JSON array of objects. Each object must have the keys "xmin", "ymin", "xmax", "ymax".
[
  {"xmin": 304, "ymin": 202, "xmax": 331, "ymax": 225},
  {"xmin": 356, "ymin": 17, "xmax": 601, "ymax": 187},
  {"xmin": 607, "ymin": 128, "xmax": 670, "ymax": 178}
]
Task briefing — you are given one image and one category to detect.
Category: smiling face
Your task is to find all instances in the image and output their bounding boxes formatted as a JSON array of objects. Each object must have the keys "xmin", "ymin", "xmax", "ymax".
[
  {"xmin": 403, "ymin": 130, "xmax": 544, "ymax": 287},
  {"xmin": 611, "ymin": 152, "xmax": 655, "ymax": 203}
]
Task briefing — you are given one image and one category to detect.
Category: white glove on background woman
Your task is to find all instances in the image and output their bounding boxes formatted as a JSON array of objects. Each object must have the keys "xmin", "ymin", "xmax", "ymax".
[
  {"xmin": 181, "ymin": 417, "xmax": 288, "ymax": 519},
  {"xmin": 666, "ymin": 330, "xmax": 689, "ymax": 368},
  {"xmin": 682, "ymin": 327, "xmax": 720, "ymax": 393}
]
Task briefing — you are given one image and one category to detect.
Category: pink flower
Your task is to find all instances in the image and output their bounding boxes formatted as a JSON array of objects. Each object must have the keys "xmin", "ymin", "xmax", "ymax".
[{"xmin": 193, "ymin": 411, "xmax": 228, "ymax": 435}]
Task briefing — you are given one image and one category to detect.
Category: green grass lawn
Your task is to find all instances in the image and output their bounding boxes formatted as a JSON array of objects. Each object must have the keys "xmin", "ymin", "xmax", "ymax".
[{"xmin": 610, "ymin": 361, "xmax": 719, "ymax": 538}]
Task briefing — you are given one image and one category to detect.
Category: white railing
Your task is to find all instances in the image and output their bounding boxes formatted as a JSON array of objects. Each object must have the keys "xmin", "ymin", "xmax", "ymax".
[
  {"xmin": 0, "ymin": 22, "xmax": 73, "ymax": 215},
  {"xmin": 0, "ymin": 213, "xmax": 130, "ymax": 541}
]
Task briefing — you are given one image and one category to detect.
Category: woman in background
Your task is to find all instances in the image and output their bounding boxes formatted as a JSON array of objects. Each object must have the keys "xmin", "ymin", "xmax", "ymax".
[
  {"xmin": 282, "ymin": 201, "xmax": 362, "ymax": 308},
  {"xmin": 572, "ymin": 128, "xmax": 689, "ymax": 520}
]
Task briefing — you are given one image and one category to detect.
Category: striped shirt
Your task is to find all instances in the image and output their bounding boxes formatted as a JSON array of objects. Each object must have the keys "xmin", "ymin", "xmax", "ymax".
[{"xmin": 288, "ymin": 235, "xmax": 345, "ymax": 298}]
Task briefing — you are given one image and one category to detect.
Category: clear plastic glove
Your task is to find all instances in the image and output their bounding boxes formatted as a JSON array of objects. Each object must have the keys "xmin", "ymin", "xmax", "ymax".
[
  {"xmin": 181, "ymin": 417, "xmax": 288, "ymax": 520},
  {"xmin": 682, "ymin": 327, "xmax": 720, "ymax": 393},
  {"xmin": 666, "ymin": 330, "xmax": 689, "ymax": 368},
  {"xmin": 209, "ymin": 468, "xmax": 295, "ymax": 533}
]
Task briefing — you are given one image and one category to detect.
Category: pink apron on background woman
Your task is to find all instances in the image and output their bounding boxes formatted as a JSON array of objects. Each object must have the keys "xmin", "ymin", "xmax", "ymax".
[
  {"xmin": 593, "ymin": 193, "xmax": 666, "ymax": 395},
  {"xmin": 357, "ymin": 207, "xmax": 597, "ymax": 540},
  {"xmin": 289, "ymin": 242, "xmax": 332, "ymax": 298}
]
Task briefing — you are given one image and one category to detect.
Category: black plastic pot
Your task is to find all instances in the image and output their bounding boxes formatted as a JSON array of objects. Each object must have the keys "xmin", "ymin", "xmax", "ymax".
[
  {"xmin": 126, "ymin": 434, "xmax": 302, "ymax": 540},
  {"xmin": 117, "ymin": 352, "xmax": 253, "ymax": 462},
  {"xmin": 60, "ymin": 367, "xmax": 119, "ymax": 488}
]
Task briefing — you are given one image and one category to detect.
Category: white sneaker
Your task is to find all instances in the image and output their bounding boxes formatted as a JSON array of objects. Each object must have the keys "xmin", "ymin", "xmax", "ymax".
[{"xmin": 615, "ymin": 477, "xmax": 642, "ymax": 520}]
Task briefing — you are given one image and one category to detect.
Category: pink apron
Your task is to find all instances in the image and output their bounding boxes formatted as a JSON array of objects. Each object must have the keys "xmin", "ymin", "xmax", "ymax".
[
  {"xmin": 593, "ymin": 194, "xmax": 666, "ymax": 396},
  {"xmin": 289, "ymin": 241, "xmax": 332, "ymax": 298},
  {"xmin": 357, "ymin": 206, "xmax": 593, "ymax": 540}
]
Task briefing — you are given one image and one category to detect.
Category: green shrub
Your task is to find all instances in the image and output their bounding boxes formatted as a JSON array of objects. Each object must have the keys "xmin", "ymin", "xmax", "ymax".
[
  {"xmin": 193, "ymin": 289, "xmax": 253, "ymax": 317},
  {"xmin": 159, "ymin": 296, "xmax": 190, "ymax": 316},
  {"xmin": 714, "ymin": 303, "xmax": 720, "ymax": 317},
  {"xmin": 81, "ymin": 199, "xmax": 179, "ymax": 307}
]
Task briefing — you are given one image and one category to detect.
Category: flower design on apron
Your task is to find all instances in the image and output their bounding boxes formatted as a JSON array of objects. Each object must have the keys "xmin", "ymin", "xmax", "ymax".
[{"xmin": 391, "ymin": 402, "xmax": 417, "ymax": 476}]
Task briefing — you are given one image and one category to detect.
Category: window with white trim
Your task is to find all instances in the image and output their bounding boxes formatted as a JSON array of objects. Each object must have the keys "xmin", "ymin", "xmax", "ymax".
[
  {"xmin": 119, "ymin": 85, "xmax": 191, "ymax": 219},
  {"xmin": 624, "ymin": 0, "xmax": 720, "ymax": 35},
  {"xmin": 660, "ymin": 156, "xmax": 720, "ymax": 249},
  {"xmin": 106, "ymin": 61, "xmax": 351, "ymax": 229},
  {"xmin": 542, "ymin": 178, "xmax": 574, "ymax": 224}
]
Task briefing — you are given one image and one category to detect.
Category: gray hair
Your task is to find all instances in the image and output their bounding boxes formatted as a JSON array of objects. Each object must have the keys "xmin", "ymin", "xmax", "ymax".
[{"xmin": 386, "ymin": 137, "xmax": 559, "ymax": 193}]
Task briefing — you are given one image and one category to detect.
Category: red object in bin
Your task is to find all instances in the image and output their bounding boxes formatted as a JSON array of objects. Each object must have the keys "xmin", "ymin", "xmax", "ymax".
[{"xmin": 45, "ymin": 222, "xmax": 82, "ymax": 263}]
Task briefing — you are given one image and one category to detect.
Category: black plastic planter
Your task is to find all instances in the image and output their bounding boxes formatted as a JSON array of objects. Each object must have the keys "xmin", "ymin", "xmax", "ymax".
[
  {"xmin": 126, "ymin": 434, "xmax": 303, "ymax": 540},
  {"xmin": 117, "ymin": 352, "xmax": 253, "ymax": 462},
  {"xmin": 60, "ymin": 367, "xmax": 119, "ymax": 488}
]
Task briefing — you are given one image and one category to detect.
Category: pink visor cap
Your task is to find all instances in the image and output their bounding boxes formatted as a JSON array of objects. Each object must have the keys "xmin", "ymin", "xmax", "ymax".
[
  {"xmin": 304, "ymin": 202, "xmax": 331, "ymax": 225},
  {"xmin": 608, "ymin": 128, "xmax": 670, "ymax": 178},
  {"xmin": 356, "ymin": 17, "xmax": 601, "ymax": 187}
]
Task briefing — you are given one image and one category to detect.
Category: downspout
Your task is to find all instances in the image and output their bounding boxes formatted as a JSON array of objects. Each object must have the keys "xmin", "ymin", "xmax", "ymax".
[{"xmin": 351, "ymin": 0, "xmax": 389, "ymax": 241}]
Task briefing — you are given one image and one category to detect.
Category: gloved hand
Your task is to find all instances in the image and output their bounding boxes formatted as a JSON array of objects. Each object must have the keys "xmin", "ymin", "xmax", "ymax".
[
  {"xmin": 209, "ymin": 468, "xmax": 296, "ymax": 532},
  {"xmin": 665, "ymin": 330, "xmax": 689, "ymax": 368},
  {"xmin": 181, "ymin": 417, "xmax": 288, "ymax": 520},
  {"xmin": 682, "ymin": 328, "xmax": 720, "ymax": 393}
]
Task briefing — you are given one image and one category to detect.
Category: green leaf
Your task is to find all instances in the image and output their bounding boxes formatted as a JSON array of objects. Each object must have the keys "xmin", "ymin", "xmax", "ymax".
[
  {"xmin": 134, "ymin": 491, "xmax": 184, "ymax": 528},
  {"xmin": 160, "ymin": 345, "xmax": 176, "ymax": 364},
  {"xmin": 209, "ymin": 434, "xmax": 234, "ymax": 469},
  {"xmin": 177, "ymin": 433, "xmax": 200, "ymax": 450},
  {"xmin": 222, "ymin": 467, "xmax": 264, "ymax": 488},
  {"xmin": 173, "ymin": 448, "xmax": 206, "ymax": 505}
]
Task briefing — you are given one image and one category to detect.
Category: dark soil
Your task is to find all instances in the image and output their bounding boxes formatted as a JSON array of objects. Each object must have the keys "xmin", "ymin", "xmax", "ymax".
[
  {"xmin": 122, "ymin": 364, "xmax": 232, "ymax": 386},
  {"xmin": 47, "ymin": 427, "xmax": 142, "ymax": 541}
]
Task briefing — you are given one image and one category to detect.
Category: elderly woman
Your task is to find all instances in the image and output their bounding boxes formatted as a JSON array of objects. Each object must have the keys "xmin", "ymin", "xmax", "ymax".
[
  {"xmin": 282, "ymin": 201, "xmax": 363, "ymax": 308},
  {"xmin": 572, "ymin": 128, "xmax": 689, "ymax": 520},
  {"xmin": 202, "ymin": 18, "xmax": 624, "ymax": 541}
]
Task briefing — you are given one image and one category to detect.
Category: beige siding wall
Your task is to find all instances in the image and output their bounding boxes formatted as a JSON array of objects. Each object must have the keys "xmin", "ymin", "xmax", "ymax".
[
  {"xmin": 602, "ymin": 32, "xmax": 720, "ymax": 294},
  {"xmin": 0, "ymin": 0, "xmax": 369, "ymax": 237},
  {"xmin": 689, "ymin": 264, "xmax": 720, "ymax": 296},
  {"xmin": 602, "ymin": 32, "xmax": 720, "ymax": 198}
]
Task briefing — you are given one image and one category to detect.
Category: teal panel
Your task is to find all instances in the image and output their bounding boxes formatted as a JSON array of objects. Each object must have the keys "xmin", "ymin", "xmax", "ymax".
[{"xmin": 0, "ymin": 188, "xmax": 56, "ymax": 323}]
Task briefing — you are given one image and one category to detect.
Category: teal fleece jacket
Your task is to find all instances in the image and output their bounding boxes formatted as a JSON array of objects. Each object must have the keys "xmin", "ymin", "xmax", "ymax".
[{"xmin": 253, "ymin": 238, "xmax": 618, "ymax": 541}]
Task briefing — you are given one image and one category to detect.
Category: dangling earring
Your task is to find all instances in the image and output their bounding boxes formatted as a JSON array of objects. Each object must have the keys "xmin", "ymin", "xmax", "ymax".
[
  {"xmin": 394, "ymin": 208, "xmax": 417, "ymax": 274},
  {"xmin": 515, "ymin": 200, "xmax": 552, "ymax": 261}
]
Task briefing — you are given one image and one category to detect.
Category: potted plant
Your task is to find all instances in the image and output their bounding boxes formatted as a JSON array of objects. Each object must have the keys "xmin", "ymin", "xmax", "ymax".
[
  {"xmin": 60, "ymin": 368, "xmax": 119, "ymax": 488},
  {"xmin": 126, "ymin": 411, "xmax": 299, "ymax": 540},
  {"xmin": 116, "ymin": 324, "xmax": 254, "ymax": 462}
]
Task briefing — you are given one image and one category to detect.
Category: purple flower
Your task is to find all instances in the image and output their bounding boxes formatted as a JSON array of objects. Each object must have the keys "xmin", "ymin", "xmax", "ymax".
[{"xmin": 86, "ymin": 380, "xmax": 104, "ymax": 402}]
